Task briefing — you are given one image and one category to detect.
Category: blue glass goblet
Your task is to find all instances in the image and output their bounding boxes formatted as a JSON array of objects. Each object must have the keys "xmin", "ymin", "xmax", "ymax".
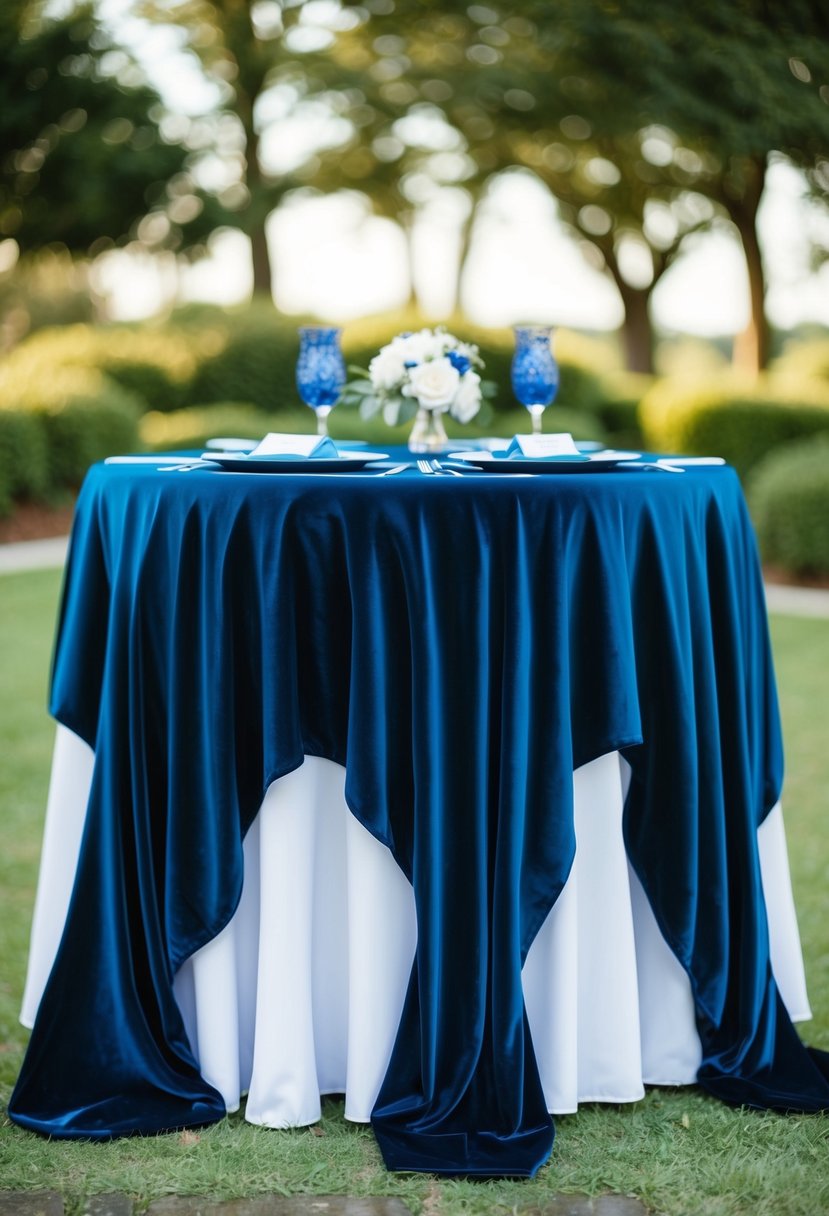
[
  {"xmin": 511, "ymin": 324, "xmax": 559, "ymax": 435},
  {"xmin": 296, "ymin": 326, "xmax": 346, "ymax": 437}
]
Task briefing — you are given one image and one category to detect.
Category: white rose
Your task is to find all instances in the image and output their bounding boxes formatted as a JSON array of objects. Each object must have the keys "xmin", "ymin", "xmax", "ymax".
[
  {"xmin": 402, "ymin": 357, "xmax": 461, "ymax": 411},
  {"xmin": 392, "ymin": 329, "xmax": 445, "ymax": 365},
  {"xmin": 369, "ymin": 346, "xmax": 407, "ymax": 391},
  {"xmin": 451, "ymin": 370, "xmax": 482, "ymax": 423}
]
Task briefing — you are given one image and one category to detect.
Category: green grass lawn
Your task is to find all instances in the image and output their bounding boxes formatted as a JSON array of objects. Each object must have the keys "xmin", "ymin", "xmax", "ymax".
[{"xmin": 0, "ymin": 568, "xmax": 827, "ymax": 1215}]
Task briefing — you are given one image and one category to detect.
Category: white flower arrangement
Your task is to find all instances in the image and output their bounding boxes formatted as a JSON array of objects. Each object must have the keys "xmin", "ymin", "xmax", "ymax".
[{"xmin": 343, "ymin": 327, "xmax": 489, "ymax": 426}]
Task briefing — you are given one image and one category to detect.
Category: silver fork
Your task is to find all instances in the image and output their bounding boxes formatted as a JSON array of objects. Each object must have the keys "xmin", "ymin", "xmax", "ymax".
[
  {"xmin": 160, "ymin": 460, "xmax": 210, "ymax": 473},
  {"xmin": 624, "ymin": 461, "xmax": 684, "ymax": 474},
  {"xmin": 416, "ymin": 459, "xmax": 458, "ymax": 477}
]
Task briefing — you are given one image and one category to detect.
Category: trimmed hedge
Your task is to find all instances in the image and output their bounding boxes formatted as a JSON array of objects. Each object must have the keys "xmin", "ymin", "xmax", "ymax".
[
  {"xmin": 0, "ymin": 307, "xmax": 621, "ymax": 513},
  {"xmin": 0, "ymin": 362, "xmax": 141, "ymax": 508},
  {"xmin": 639, "ymin": 378, "xmax": 829, "ymax": 476},
  {"xmin": 43, "ymin": 393, "xmax": 141, "ymax": 487},
  {"xmin": 186, "ymin": 310, "xmax": 619, "ymax": 423},
  {"xmin": 748, "ymin": 436, "xmax": 829, "ymax": 576},
  {"xmin": 11, "ymin": 323, "xmax": 207, "ymax": 413},
  {"xmin": 0, "ymin": 409, "xmax": 50, "ymax": 516},
  {"xmin": 770, "ymin": 337, "xmax": 829, "ymax": 385},
  {"xmin": 190, "ymin": 321, "xmax": 302, "ymax": 412},
  {"xmin": 497, "ymin": 328, "xmax": 619, "ymax": 417},
  {"xmin": 344, "ymin": 320, "xmax": 615, "ymax": 417},
  {"xmin": 594, "ymin": 372, "xmax": 652, "ymax": 447},
  {"xmin": 141, "ymin": 403, "xmax": 291, "ymax": 451},
  {"xmin": 141, "ymin": 401, "xmax": 607, "ymax": 453}
]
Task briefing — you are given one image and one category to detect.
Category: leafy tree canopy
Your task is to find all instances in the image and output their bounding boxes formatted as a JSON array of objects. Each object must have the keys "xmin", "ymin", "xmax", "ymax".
[{"xmin": 0, "ymin": 0, "xmax": 224, "ymax": 256}]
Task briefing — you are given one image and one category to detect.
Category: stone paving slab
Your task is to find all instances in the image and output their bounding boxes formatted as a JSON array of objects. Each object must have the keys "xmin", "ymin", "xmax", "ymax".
[
  {"xmin": 0, "ymin": 1194, "xmax": 649, "ymax": 1216},
  {"xmin": 0, "ymin": 1195, "xmax": 64, "ymax": 1216},
  {"xmin": 521, "ymin": 1196, "xmax": 647, "ymax": 1216},
  {"xmin": 0, "ymin": 537, "xmax": 69, "ymax": 575},
  {"xmin": 83, "ymin": 1196, "xmax": 135, "ymax": 1216},
  {"xmin": 764, "ymin": 582, "xmax": 829, "ymax": 618},
  {"xmin": 146, "ymin": 1200, "xmax": 412, "ymax": 1216}
]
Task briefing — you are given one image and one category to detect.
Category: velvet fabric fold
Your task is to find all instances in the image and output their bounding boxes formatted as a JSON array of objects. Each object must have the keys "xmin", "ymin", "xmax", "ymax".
[{"xmin": 10, "ymin": 450, "xmax": 829, "ymax": 1172}]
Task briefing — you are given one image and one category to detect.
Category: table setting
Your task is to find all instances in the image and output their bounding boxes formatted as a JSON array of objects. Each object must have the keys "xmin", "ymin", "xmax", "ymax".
[{"xmin": 10, "ymin": 322, "xmax": 829, "ymax": 1179}]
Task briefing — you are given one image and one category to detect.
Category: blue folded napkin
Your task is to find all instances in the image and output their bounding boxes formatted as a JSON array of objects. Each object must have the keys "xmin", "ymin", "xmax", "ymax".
[
  {"xmin": 504, "ymin": 434, "xmax": 589, "ymax": 461},
  {"xmin": 249, "ymin": 433, "xmax": 339, "ymax": 459}
]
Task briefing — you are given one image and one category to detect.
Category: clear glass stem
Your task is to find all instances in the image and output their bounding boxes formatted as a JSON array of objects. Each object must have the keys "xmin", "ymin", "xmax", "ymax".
[
  {"xmin": 315, "ymin": 406, "xmax": 332, "ymax": 437},
  {"xmin": 528, "ymin": 404, "xmax": 545, "ymax": 435}
]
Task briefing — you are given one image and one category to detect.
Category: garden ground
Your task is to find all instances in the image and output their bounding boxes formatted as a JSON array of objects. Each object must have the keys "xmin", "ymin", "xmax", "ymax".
[{"xmin": 1, "ymin": 568, "xmax": 827, "ymax": 1216}]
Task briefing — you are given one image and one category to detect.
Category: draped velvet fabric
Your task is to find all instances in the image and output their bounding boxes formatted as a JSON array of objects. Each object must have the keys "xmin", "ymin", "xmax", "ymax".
[{"xmin": 10, "ymin": 451, "xmax": 829, "ymax": 1176}]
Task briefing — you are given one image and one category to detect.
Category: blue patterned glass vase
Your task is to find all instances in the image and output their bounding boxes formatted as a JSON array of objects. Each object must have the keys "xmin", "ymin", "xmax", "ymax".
[
  {"xmin": 511, "ymin": 325, "xmax": 559, "ymax": 435},
  {"xmin": 296, "ymin": 326, "xmax": 346, "ymax": 437}
]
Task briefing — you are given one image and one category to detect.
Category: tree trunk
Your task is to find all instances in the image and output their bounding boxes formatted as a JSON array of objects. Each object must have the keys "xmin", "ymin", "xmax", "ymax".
[
  {"xmin": 594, "ymin": 236, "xmax": 656, "ymax": 374},
  {"xmin": 729, "ymin": 157, "xmax": 769, "ymax": 376},
  {"xmin": 401, "ymin": 212, "xmax": 419, "ymax": 312},
  {"xmin": 242, "ymin": 117, "xmax": 275, "ymax": 300},
  {"xmin": 249, "ymin": 222, "xmax": 273, "ymax": 298},
  {"xmin": 616, "ymin": 282, "xmax": 654, "ymax": 374},
  {"xmin": 453, "ymin": 201, "xmax": 477, "ymax": 316}
]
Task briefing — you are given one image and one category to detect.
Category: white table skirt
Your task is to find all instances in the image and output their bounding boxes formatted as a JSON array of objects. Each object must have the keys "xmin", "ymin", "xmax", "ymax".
[{"xmin": 22, "ymin": 725, "xmax": 812, "ymax": 1125}]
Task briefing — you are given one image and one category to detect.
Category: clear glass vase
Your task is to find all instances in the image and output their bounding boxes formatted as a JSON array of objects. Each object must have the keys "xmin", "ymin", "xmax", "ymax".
[{"xmin": 408, "ymin": 406, "xmax": 449, "ymax": 453}]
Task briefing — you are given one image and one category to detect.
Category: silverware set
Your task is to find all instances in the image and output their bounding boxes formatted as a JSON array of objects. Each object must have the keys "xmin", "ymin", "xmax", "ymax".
[
  {"xmin": 416, "ymin": 459, "xmax": 464, "ymax": 477},
  {"xmin": 110, "ymin": 452, "xmax": 725, "ymax": 477},
  {"xmin": 159, "ymin": 460, "xmax": 213, "ymax": 473},
  {"xmin": 623, "ymin": 461, "xmax": 684, "ymax": 473}
]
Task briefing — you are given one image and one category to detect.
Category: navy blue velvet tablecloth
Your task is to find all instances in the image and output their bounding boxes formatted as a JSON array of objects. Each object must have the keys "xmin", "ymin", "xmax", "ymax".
[{"xmin": 10, "ymin": 450, "xmax": 829, "ymax": 1176}]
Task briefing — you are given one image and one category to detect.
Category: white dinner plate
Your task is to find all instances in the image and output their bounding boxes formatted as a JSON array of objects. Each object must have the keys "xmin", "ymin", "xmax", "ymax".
[
  {"xmin": 447, "ymin": 450, "xmax": 637, "ymax": 474},
  {"xmin": 204, "ymin": 437, "xmax": 258, "ymax": 451},
  {"xmin": 203, "ymin": 452, "xmax": 389, "ymax": 473},
  {"xmin": 104, "ymin": 455, "xmax": 205, "ymax": 465}
]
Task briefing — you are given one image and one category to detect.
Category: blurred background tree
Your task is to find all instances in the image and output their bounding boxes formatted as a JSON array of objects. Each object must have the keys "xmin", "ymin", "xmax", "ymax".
[
  {"xmin": 1, "ymin": 0, "xmax": 828, "ymax": 373},
  {"xmin": 0, "ymin": 0, "xmax": 232, "ymax": 343},
  {"xmin": 2, "ymin": 0, "xmax": 829, "ymax": 573},
  {"xmin": 136, "ymin": 0, "xmax": 372, "ymax": 294},
  {"xmin": 0, "ymin": 0, "xmax": 223, "ymax": 256},
  {"xmin": 535, "ymin": 0, "xmax": 829, "ymax": 372},
  {"xmin": 328, "ymin": 0, "xmax": 829, "ymax": 373}
]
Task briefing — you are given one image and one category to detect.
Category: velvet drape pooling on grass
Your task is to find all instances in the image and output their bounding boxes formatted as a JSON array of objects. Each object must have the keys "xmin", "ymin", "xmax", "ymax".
[{"xmin": 10, "ymin": 450, "xmax": 829, "ymax": 1176}]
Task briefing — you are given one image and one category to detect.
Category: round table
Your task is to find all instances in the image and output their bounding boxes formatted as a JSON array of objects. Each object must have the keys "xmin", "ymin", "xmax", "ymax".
[{"xmin": 10, "ymin": 448, "xmax": 829, "ymax": 1177}]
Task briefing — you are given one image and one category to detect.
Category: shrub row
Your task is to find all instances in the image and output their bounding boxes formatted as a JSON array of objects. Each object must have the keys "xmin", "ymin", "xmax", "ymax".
[
  {"xmin": 191, "ymin": 320, "xmax": 301, "ymax": 412},
  {"xmin": 639, "ymin": 378, "xmax": 829, "ymax": 476},
  {"xmin": 14, "ymin": 322, "xmax": 209, "ymax": 413},
  {"xmin": 6, "ymin": 309, "xmax": 630, "ymax": 420},
  {"xmin": 748, "ymin": 437, "xmax": 829, "ymax": 577},
  {"xmin": 770, "ymin": 335, "xmax": 829, "ymax": 385},
  {"xmin": 343, "ymin": 318, "xmax": 621, "ymax": 419},
  {"xmin": 0, "ymin": 362, "xmax": 141, "ymax": 516},
  {"xmin": 4, "ymin": 311, "xmax": 828, "ymax": 578},
  {"xmin": 0, "ymin": 311, "xmax": 620, "ymax": 514},
  {"xmin": 639, "ymin": 374, "xmax": 829, "ymax": 576},
  {"xmin": 140, "ymin": 403, "xmax": 293, "ymax": 451},
  {"xmin": 0, "ymin": 409, "xmax": 50, "ymax": 516},
  {"xmin": 140, "ymin": 402, "xmax": 607, "ymax": 454}
]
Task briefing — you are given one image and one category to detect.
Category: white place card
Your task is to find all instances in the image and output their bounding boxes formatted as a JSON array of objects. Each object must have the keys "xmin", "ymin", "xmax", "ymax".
[
  {"xmin": 250, "ymin": 433, "xmax": 337, "ymax": 457},
  {"xmin": 506, "ymin": 433, "xmax": 580, "ymax": 458}
]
